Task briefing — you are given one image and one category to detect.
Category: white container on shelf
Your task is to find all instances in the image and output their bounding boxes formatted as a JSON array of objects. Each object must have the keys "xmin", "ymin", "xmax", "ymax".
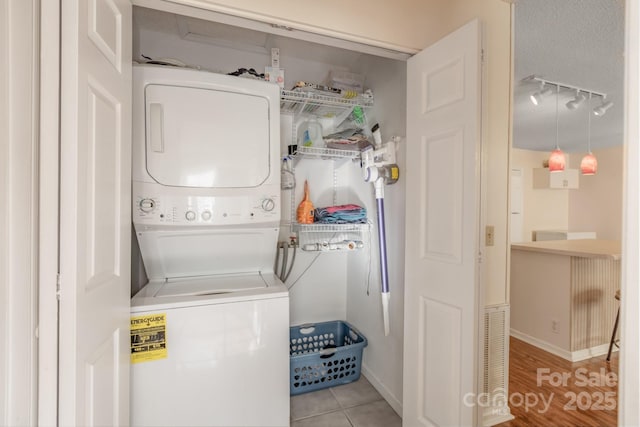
[
  {"xmin": 297, "ymin": 117, "xmax": 324, "ymax": 147},
  {"xmin": 329, "ymin": 70, "xmax": 365, "ymax": 93}
]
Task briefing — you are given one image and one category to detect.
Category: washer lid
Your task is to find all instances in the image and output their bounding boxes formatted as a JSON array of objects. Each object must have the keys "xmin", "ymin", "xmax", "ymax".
[
  {"xmin": 155, "ymin": 273, "xmax": 268, "ymax": 297},
  {"xmin": 144, "ymin": 83, "xmax": 271, "ymax": 188},
  {"xmin": 136, "ymin": 227, "xmax": 279, "ymax": 281}
]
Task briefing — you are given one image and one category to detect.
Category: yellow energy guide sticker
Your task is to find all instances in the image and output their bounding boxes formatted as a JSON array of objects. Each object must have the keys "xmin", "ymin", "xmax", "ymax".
[{"xmin": 131, "ymin": 313, "xmax": 167, "ymax": 364}]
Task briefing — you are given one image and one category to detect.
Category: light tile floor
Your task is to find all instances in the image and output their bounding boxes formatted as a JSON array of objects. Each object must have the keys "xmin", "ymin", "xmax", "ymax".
[{"xmin": 290, "ymin": 376, "xmax": 402, "ymax": 427}]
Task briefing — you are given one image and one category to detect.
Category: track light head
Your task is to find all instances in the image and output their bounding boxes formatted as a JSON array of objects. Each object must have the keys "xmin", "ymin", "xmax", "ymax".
[
  {"xmin": 593, "ymin": 100, "xmax": 614, "ymax": 116},
  {"xmin": 566, "ymin": 91, "xmax": 587, "ymax": 110},
  {"xmin": 530, "ymin": 84, "xmax": 553, "ymax": 106}
]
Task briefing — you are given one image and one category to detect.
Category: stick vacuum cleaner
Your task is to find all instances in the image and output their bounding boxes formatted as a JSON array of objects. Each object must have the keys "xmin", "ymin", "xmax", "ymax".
[{"xmin": 362, "ymin": 124, "xmax": 399, "ymax": 336}]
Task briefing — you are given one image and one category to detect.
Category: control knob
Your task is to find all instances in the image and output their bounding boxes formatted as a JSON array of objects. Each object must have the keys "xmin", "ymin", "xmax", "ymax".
[
  {"xmin": 201, "ymin": 210, "xmax": 212, "ymax": 221},
  {"xmin": 139, "ymin": 198, "xmax": 156, "ymax": 213},
  {"xmin": 261, "ymin": 198, "xmax": 276, "ymax": 212},
  {"xmin": 185, "ymin": 210, "xmax": 196, "ymax": 221}
]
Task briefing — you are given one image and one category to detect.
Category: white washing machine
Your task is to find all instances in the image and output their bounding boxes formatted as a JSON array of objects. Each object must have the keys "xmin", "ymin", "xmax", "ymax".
[{"xmin": 130, "ymin": 64, "xmax": 289, "ymax": 427}]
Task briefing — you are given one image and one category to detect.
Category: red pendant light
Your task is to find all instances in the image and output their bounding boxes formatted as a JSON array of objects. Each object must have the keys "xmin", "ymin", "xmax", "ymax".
[
  {"xmin": 549, "ymin": 84, "xmax": 565, "ymax": 173},
  {"xmin": 580, "ymin": 153, "xmax": 598, "ymax": 175},
  {"xmin": 581, "ymin": 93, "xmax": 598, "ymax": 175},
  {"xmin": 549, "ymin": 149, "xmax": 566, "ymax": 172}
]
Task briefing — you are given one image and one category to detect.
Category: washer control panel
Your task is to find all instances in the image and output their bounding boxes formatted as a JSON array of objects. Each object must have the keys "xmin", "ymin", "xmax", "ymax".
[{"xmin": 133, "ymin": 194, "xmax": 280, "ymax": 226}]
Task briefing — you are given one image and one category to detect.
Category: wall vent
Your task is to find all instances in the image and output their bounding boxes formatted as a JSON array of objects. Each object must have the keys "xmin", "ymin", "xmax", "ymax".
[{"xmin": 482, "ymin": 304, "xmax": 514, "ymax": 426}]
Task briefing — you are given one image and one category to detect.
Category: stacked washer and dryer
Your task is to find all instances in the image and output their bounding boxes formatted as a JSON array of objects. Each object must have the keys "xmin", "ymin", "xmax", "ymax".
[{"xmin": 130, "ymin": 64, "xmax": 289, "ymax": 426}]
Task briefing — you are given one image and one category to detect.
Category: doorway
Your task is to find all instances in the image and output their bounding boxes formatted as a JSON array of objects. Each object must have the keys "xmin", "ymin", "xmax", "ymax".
[{"xmin": 506, "ymin": 1, "xmax": 624, "ymax": 425}]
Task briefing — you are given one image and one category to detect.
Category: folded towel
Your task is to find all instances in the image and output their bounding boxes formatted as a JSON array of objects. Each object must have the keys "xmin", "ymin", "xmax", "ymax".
[{"xmin": 314, "ymin": 204, "xmax": 367, "ymax": 224}]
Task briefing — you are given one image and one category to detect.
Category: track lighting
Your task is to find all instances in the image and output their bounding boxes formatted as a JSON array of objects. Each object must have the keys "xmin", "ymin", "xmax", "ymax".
[
  {"xmin": 522, "ymin": 76, "xmax": 610, "ymax": 171},
  {"xmin": 530, "ymin": 82, "xmax": 553, "ymax": 106},
  {"xmin": 593, "ymin": 100, "xmax": 614, "ymax": 116},
  {"xmin": 566, "ymin": 90, "xmax": 587, "ymax": 110},
  {"xmin": 523, "ymin": 76, "xmax": 610, "ymax": 114}
]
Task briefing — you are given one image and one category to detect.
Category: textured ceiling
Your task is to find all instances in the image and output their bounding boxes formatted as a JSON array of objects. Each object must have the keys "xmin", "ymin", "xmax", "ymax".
[{"xmin": 513, "ymin": 0, "xmax": 625, "ymax": 152}]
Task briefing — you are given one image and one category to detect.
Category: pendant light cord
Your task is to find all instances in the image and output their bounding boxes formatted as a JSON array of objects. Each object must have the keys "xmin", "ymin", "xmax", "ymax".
[
  {"xmin": 555, "ymin": 84, "xmax": 560, "ymax": 149},
  {"xmin": 587, "ymin": 93, "xmax": 592, "ymax": 153}
]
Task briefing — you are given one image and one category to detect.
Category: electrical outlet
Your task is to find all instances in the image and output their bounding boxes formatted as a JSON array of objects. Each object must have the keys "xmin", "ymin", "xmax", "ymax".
[
  {"xmin": 552, "ymin": 319, "xmax": 559, "ymax": 334},
  {"xmin": 485, "ymin": 225, "xmax": 495, "ymax": 246}
]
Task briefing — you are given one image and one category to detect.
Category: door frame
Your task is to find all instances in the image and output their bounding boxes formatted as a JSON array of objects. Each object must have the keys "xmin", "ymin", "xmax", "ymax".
[
  {"xmin": 38, "ymin": 0, "xmax": 61, "ymax": 424},
  {"xmin": 1, "ymin": 0, "xmax": 41, "ymax": 425},
  {"xmin": 506, "ymin": 1, "xmax": 640, "ymax": 425},
  {"xmin": 620, "ymin": 1, "xmax": 640, "ymax": 424}
]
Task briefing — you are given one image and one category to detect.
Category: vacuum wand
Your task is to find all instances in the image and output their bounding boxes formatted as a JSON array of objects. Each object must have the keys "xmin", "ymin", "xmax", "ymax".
[
  {"xmin": 362, "ymin": 126, "xmax": 399, "ymax": 337},
  {"xmin": 375, "ymin": 178, "xmax": 391, "ymax": 336}
]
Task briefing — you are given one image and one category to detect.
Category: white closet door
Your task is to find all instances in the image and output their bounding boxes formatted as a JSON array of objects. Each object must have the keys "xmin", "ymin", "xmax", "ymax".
[
  {"xmin": 58, "ymin": 0, "xmax": 132, "ymax": 425},
  {"xmin": 403, "ymin": 19, "xmax": 482, "ymax": 427}
]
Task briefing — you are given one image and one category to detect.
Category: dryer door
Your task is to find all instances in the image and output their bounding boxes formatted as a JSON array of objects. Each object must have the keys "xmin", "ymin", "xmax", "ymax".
[{"xmin": 144, "ymin": 83, "xmax": 271, "ymax": 188}]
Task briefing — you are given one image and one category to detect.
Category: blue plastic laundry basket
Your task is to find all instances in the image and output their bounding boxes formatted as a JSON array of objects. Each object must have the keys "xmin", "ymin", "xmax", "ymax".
[{"xmin": 289, "ymin": 320, "xmax": 368, "ymax": 395}]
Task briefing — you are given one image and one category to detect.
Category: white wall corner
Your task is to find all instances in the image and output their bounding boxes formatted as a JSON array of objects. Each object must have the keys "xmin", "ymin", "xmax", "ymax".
[{"xmin": 361, "ymin": 364, "xmax": 403, "ymax": 416}]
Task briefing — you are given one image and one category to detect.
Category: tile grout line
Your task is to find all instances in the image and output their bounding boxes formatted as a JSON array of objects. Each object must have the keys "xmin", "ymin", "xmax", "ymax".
[
  {"xmin": 329, "ymin": 386, "xmax": 347, "ymax": 410},
  {"xmin": 342, "ymin": 407, "xmax": 356, "ymax": 427},
  {"xmin": 292, "ymin": 395, "xmax": 385, "ymax": 424},
  {"xmin": 291, "ymin": 407, "xmax": 343, "ymax": 422},
  {"xmin": 291, "ymin": 380, "xmax": 391, "ymax": 425}
]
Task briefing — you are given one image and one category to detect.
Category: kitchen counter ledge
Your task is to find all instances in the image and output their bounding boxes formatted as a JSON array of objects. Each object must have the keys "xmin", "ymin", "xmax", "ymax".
[{"xmin": 511, "ymin": 239, "xmax": 621, "ymax": 260}]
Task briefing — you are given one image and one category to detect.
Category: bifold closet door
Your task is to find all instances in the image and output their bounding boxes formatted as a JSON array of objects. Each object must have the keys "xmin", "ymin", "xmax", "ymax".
[{"xmin": 58, "ymin": 0, "xmax": 132, "ymax": 425}]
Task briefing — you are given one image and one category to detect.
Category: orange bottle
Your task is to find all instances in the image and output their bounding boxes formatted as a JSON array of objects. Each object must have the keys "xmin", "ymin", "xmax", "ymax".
[{"xmin": 296, "ymin": 180, "xmax": 315, "ymax": 224}]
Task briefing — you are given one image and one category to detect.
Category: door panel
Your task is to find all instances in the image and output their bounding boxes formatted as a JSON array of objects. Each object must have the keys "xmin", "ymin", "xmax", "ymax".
[
  {"xmin": 404, "ymin": 19, "xmax": 482, "ymax": 427},
  {"xmin": 420, "ymin": 129, "xmax": 464, "ymax": 262},
  {"xmin": 59, "ymin": 0, "xmax": 132, "ymax": 425}
]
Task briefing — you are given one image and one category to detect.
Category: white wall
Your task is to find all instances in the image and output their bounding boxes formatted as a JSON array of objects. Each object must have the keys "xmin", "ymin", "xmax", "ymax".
[
  {"xmin": 510, "ymin": 148, "xmax": 570, "ymax": 241},
  {"xmin": 510, "ymin": 146, "xmax": 624, "ymax": 242},
  {"xmin": 569, "ymin": 145, "xmax": 623, "ymax": 240},
  {"xmin": 133, "ymin": 7, "xmax": 365, "ymax": 90},
  {"xmin": 0, "ymin": 1, "xmax": 39, "ymax": 425},
  {"xmin": 510, "ymin": 250, "xmax": 571, "ymax": 351},
  {"xmin": 160, "ymin": 0, "xmax": 459, "ymax": 52},
  {"xmin": 285, "ymin": 158, "xmax": 352, "ymax": 325},
  {"xmin": 346, "ymin": 55, "xmax": 407, "ymax": 413}
]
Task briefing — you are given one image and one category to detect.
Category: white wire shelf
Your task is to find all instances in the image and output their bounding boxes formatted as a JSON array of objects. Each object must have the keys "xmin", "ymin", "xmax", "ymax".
[
  {"xmin": 293, "ymin": 146, "xmax": 361, "ymax": 161},
  {"xmin": 294, "ymin": 221, "xmax": 371, "ymax": 252},
  {"xmin": 293, "ymin": 222, "xmax": 370, "ymax": 233},
  {"xmin": 280, "ymin": 89, "xmax": 373, "ymax": 115}
]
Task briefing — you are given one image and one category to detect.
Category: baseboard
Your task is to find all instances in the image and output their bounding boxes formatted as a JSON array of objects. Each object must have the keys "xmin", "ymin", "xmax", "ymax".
[
  {"xmin": 483, "ymin": 408, "xmax": 515, "ymax": 426},
  {"xmin": 510, "ymin": 329, "xmax": 618, "ymax": 362},
  {"xmin": 510, "ymin": 329, "xmax": 573, "ymax": 360},
  {"xmin": 570, "ymin": 343, "xmax": 618, "ymax": 362},
  {"xmin": 361, "ymin": 363, "xmax": 403, "ymax": 417}
]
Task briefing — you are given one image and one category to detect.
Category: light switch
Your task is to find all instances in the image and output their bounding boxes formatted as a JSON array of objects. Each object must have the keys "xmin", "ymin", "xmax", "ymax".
[{"xmin": 486, "ymin": 225, "xmax": 495, "ymax": 246}]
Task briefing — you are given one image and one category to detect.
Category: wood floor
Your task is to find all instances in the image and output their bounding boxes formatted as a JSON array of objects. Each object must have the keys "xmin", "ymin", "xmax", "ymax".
[{"xmin": 496, "ymin": 337, "xmax": 618, "ymax": 427}]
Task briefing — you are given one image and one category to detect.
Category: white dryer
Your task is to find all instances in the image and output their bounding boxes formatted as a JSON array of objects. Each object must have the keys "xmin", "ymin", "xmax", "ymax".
[{"xmin": 130, "ymin": 64, "xmax": 289, "ymax": 427}]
